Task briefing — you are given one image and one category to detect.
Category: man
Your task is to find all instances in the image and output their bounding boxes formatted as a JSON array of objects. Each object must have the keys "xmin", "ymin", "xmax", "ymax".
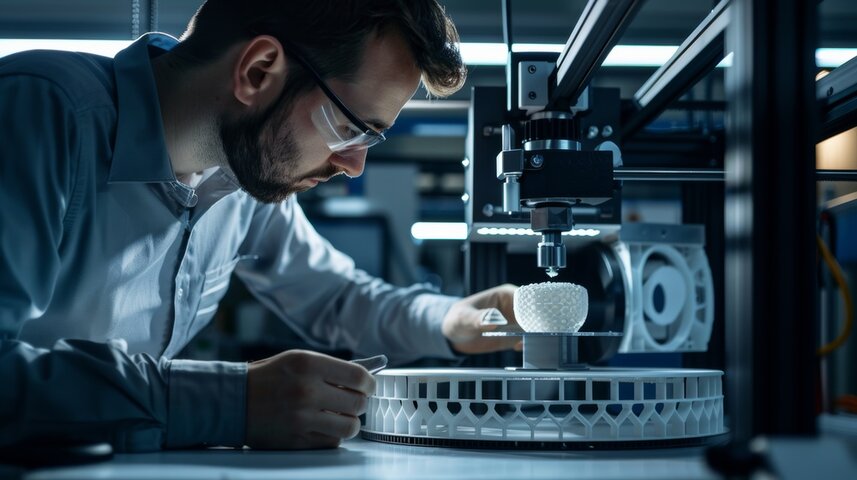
[{"xmin": 0, "ymin": 0, "xmax": 518, "ymax": 452}]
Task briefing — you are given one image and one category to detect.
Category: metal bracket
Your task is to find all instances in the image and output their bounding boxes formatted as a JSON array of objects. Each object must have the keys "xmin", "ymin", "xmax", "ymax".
[{"xmin": 518, "ymin": 61, "xmax": 553, "ymax": 114}]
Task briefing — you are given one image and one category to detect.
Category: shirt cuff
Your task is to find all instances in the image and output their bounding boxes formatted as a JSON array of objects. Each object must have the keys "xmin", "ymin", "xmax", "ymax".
[
  {"xmin": 408, "ymin": 292, "xmax": 460, "ymax": 359},
  {"xmin": 165, "ymin": 359, "xmax": 247, "ymax": 448}
]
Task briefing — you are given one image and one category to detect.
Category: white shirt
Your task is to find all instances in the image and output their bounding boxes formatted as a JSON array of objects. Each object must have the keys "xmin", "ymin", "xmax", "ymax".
[{"xmin": 0, "ymin": 33, "xmax": 457, "ymax": 451}]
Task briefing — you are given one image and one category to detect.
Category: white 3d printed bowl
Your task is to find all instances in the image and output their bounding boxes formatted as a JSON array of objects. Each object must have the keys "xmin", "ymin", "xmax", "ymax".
[{"xmin": 513, "ymin": 282, "xmax": 589, "ymax": 333}]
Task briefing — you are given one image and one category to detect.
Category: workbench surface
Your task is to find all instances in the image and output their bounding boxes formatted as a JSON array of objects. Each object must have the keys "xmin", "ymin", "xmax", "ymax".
[{"xmin": 21, "ymin": 437, "xmax": 718, "ymax": 480}]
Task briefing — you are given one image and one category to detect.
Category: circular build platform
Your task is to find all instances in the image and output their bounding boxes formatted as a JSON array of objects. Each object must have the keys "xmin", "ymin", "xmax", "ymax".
[{"xmin": 362, "ymin": 368, "xmax": 725, "ymax": 449}]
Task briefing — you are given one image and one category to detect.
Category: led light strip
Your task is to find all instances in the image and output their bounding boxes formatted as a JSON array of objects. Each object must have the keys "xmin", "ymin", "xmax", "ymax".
[
  {"xmin": 411, "ymin": 222, "xmax": 468, "ymax": 240},
  {"xmin": 0, "ymin": 39, "xmax": 853, "ymax": 68},
  {"xmin": 409, "ymin": 222, "xmax": 602, "ymax": 240},
  {"xmin": 458, "ymin": 43, "xmax": 856, "ymax": 68},
  {"xmin": 475, "ymin": 226, "xmax": 601, "ymax": 237}
]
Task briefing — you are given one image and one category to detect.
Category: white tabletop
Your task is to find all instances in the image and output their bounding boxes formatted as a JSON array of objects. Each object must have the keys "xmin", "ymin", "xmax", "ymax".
[{"xmin": 20, "ymin": 437, "xmax": 719, "ymax": 480}]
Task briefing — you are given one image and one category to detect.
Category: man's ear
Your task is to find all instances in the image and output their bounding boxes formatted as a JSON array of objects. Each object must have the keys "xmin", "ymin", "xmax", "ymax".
[{"xmin": 232, "ymin": 35, "xmax": 288, "ymax": 108}]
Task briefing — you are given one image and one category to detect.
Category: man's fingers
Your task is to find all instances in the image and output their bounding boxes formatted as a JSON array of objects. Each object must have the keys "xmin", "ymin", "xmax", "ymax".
[
  {"xmin": 304, "ymin": 431, "xmax": 343, "ymax": 449},
  {"xmin": 313, "ymin": 410, "xmax": 362, "ymax": 440},
  {"xmin": 247, "ymin": 350, "xmax": 377, "ymax": 450},
  {"xmin": 317, "ymin": 383, "xmax": 368, "ymax": 417},
  {"xmin": 323, "ymin": 362, "xmax": 375, "ymax": 396},
  {"xmin": 307, "ymin": 354, "xmax": 375, "ymax": 396}
]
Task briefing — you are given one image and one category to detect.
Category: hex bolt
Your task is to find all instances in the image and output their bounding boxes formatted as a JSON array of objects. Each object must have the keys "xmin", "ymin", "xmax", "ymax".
[
  {"xmin": 528, "ymin": 65, "xmax": 537, "ymax": 74},
  {"xmin": 587, "ymin": 126, "xmax": 600, "ymax": 139},
  {"xmin": 530, "ymin": 154, "xmax": 545, "ymax": 168},
  {"xmin": 528, "ymin": 91, "xmax": 537, "ymax": 100},
  {"xmin": 602, "ymin": 125, "xmax": 614, "ymax": 137},
  {"xmin": 482, "ymin": 204, "xmax": 495, "ymax": 217}
]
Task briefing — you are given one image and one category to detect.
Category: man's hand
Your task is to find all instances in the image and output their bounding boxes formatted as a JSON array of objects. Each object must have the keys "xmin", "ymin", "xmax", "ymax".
[
  {"xmin": 441, "ymin": 284, "xmax": 522, "ymax": 354},
  {"xmin": 245, "ymin": 349, "xmax": 376, "ymax": 449}
]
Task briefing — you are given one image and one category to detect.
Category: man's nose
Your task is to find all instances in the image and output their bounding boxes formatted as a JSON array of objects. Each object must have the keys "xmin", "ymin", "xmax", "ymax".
[{"xmin": 330, "ymin": 149, "xmax": 368, "ymax": 178}]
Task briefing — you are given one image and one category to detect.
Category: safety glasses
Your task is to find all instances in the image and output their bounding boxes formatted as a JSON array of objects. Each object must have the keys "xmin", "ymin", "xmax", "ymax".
[{"xmin": 280, "ymin": 41, "xmax": 387, "ymax": 154}]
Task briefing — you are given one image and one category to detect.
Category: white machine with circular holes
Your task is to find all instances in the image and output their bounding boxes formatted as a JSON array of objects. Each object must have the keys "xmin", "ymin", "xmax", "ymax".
[{"xmin": 611, "ymin": 224, "xmax": 715, "ymax": 353}]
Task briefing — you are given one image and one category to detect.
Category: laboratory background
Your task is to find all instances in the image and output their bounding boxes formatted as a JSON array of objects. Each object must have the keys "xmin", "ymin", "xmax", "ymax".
[{"xmin": 1, "ymin": 0, "xmax": 857, "ymax": 478}]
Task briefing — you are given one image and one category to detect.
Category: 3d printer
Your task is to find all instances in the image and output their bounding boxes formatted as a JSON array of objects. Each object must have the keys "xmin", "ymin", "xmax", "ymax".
[{"xmin": 362, "ymin": 0, "xmax": 732, "ymax": 450}]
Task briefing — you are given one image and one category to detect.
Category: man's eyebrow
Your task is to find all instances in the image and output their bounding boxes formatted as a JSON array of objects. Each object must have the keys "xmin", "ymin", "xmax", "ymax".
[{"xmin": 367, "ymin": 119, "xmax": 392, "ymax": 131}]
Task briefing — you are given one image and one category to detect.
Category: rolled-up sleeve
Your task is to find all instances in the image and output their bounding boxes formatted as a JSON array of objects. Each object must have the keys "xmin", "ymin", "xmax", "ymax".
[
  {"xmin": 235, "ymin": 199, "xmax": 459, "ymax": 365},
  {"xmin": 0, "ymin": 75, "xmax": 246, "ymax": 451}
]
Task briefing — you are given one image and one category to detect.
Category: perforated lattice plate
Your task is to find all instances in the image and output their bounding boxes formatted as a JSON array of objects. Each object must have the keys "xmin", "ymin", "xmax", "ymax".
[{"xmin": 362, "ymin": 368, "xmax": 724, "ymax": 448}]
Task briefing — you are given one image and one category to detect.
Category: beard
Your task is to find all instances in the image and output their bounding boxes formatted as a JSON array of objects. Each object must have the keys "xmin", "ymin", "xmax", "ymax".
[{"xmin": 218, "ymin": 98, "xmax": 340, "ymax": 204}]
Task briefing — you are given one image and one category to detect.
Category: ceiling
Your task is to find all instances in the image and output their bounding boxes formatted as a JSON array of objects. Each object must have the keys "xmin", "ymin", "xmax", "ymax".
[
  {"xmin": 1, "ymin": 0, "xmax": 856, "ymax": 47},
  {"xmin": 2, "ymin": 0, "xmax": 854, "ymax": 164}
]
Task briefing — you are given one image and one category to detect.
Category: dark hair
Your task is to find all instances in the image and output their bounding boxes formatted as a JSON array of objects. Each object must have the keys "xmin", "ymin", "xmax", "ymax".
[{"xmin": 170, "ymin": 0, "xmax": 466, "ymax": 98}]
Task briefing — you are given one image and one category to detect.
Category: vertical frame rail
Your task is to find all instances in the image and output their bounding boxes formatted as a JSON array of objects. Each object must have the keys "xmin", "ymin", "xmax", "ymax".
[{"xmin": 724, "ymin": 0, "xmax": 818, "ymax": 447}]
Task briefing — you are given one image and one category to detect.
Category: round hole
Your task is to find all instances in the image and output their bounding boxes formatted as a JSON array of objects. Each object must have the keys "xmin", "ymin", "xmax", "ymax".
[{"xmin": 653, "ymin": 284, "xmax": 666, "ymax": 313}]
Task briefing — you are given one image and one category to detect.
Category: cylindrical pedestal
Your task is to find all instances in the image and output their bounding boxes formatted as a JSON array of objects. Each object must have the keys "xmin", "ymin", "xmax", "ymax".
[
  {"xmin": 486, "ymin": 331, "xmax": 623, "ymax": 370},
  {"xmin": 522, "ymin": 336, "xmax": 582, "ymax": 369}
]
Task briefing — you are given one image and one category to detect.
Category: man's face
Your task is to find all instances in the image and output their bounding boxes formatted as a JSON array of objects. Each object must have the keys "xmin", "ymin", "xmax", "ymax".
[{"xmin": 219, "ymin": 31, "xmax": 422, "ymax": 204}]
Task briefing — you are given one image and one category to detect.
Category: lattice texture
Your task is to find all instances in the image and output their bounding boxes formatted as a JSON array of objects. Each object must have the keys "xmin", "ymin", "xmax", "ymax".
[
  {"xmin": 513, "ymin": 282, "xmax": 588, "ymax": 333},
  {"xmin": 363, "ymin": 369, "xmax": 724, "ymax": 442}
]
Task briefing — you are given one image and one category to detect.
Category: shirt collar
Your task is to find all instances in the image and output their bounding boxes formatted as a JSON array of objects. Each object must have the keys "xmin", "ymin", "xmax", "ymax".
[{"xmin": 109, "ymin": 33, "xmax": 178, "ymax": 184}]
